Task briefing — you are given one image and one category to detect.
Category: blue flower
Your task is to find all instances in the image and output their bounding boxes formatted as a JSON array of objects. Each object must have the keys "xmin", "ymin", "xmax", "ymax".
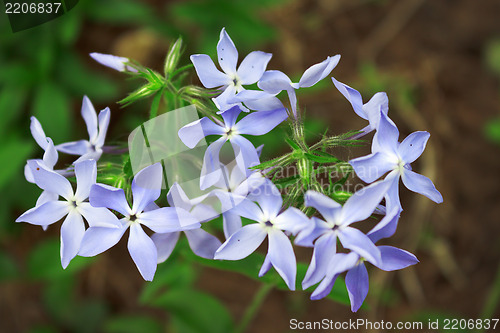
[
  {"xmin": 299, "ymin": 181, "xmax": 390, "ymax": 291},
  {"xmin": 16, "ymin": 159, "xmax": 120, "ymax": 268},
  {"xmin": 309, "ymin": 208, "xmax": 418, "ymax": 312},
  {"xmin": 349, "ymin": 111, "xmax": 443, "ymax": 209},
  {"xmin": 214, "ymin": 180, "xmax": 308, "ymax": 290},
  {"xmin": 258, "ymin": 55, "xmax": 340, "ymax": 116},
  {"xmin": 331, "ymin": 78, "xmax": 389, "ymax": 138},
  {"xmin": 151, "ymin": 182, "xmax": 222, "ymax": 262},
  {"xmin": 79, "ymin": 163, "xmax": 200, "ymax": 281},
  {"xmin": 56, "ymin": 96, "xmax": 111, "ymax": 163},
  {"xmin": 90, "ymin": 52, "xmax": 137, "ymax": 72},
  {"xmin": 190, "ymin": 28, "xmax": 273, "ymax": 112},
  {"xmin": 178, "ymin": 105, "xmax": 287, "ymax": 189}
]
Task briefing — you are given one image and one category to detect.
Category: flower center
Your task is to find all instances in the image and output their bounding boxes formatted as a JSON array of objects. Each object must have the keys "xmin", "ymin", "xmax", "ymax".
[
  {"xmin": 129, "ymin": 214, "xmax": 138, "ymax": 222},
  {"xmin": 264, "ymin": 221, "xmax": 273, "ymax": 227}
]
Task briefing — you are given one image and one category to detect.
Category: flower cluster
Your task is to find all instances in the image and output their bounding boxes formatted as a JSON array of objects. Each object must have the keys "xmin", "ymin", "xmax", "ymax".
[{"xmin": 17, "ymin": 28, "xmax": 442, "ymax": 312}]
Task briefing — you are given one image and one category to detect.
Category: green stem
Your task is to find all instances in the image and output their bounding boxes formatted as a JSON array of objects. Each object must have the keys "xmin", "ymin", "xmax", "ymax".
[
  {"xmin": 235, "ymin": 283, "xmax": 273, "ymax": 333},
  {"xmin": 480, "ymin": 262, "xmax": 500, "ymax": 319}
]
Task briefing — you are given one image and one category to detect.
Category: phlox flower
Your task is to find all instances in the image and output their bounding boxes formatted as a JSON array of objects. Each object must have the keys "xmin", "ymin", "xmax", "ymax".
[
  {"xmin": 331, "ymin": 78, "xmax": 389, "ymax": 138},
  {"xmin": 190, "ymin": 28, "xmax": 273, "ymax": 112},
  {"xmin": 79, "ymin": 163, "xmax": 200, "ymax": 281},
  {"xmin": 349, "ymin": 111, "xmax": 443, "ymax": 209},
  {"xmin": 56, "ymin": 96, "xmax": 110, "ymax": 163},
  {"xmin": 298, "ymin": 181, "xmax": 390, "ymax": 291},
  {"xmin": 178, "ymin": 105, "xmax": 287, "ymax": 190},
  {"xmin": 151, "ymin": 183, "xmax": 222, "ymax": 262},
  {"xmin": 16, "ymin": 159, "xmax": 120, "ymax": 268},
  {"xmin": 214, "ymin": 180, "xmax": 308, "ymax": 290},
  {"xmin": 258, "ymin": 55, "xmax": 341, "ymax": 116},
  {"xmin": 310, "ymin": 207, "xmax": 418, "ymax": 312}
]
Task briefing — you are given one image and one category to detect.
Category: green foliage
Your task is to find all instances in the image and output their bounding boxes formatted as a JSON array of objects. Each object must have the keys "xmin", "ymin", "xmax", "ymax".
[
  {"xmin": 0, "ymin": 139, "xmax": 33, "ymax": 189},
  {"xmin": 484, "ymin": 117, "xmax": 500, "ymax": 144},
  {"xmin": 104, "ymin": 315, "xmax": 163, "ymax": 333},
  {"xmin": 485, "ymin": 38, "xmax": 500, "ymax": 78}
]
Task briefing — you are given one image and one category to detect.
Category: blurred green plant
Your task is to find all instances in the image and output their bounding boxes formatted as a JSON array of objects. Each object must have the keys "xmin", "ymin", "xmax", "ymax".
[{"xmin": 483, "ymin": 38, "xmax": 500, "ymax": 145}]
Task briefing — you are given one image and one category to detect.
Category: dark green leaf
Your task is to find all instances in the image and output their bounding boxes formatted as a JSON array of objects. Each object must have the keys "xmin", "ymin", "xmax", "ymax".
[
  {"xmin": 0, "ymin": 138, "xmax": 33, "ymax": 189},
  {"xmin": 0, "ymin": 251, "xmax": 19, "ymax": 280}
]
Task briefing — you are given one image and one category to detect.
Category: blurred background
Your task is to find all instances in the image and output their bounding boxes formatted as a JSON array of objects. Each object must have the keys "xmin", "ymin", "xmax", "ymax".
[{"xmin": 1, "ymin": 0, "xmax": 499, "ymax": 332}]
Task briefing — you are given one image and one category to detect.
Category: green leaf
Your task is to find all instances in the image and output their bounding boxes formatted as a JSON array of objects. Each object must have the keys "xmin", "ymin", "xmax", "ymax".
[
  {"xmin": 27, "ymin": 238, "xmax": 94, "ymax": 280},
  {"xmin": 104, "ymin": 315, "xmax": 163, "ymax": 333},
  {"xmin": 0, "ymin": 138, "xmax": 33, "ymax": 189},
  {"xmin": 152, "ymin": 289, "xmax": 233, "ymax": 333},
  {"xmin": 32, "ymin": 83, "xmax": 71, "ymax": 143},
  {"xmin": 485, "ymin": 118, "xmax": 500, "ymax": 144},
  {"xmin": 304, "ymin": 152, "xmax": 341, "ymax": 164}
]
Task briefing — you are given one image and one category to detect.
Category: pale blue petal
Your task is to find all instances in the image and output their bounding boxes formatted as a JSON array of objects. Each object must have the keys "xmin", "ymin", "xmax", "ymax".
[
  {"xmin": 244, "ymin": 95, "xmax": 284, "ymax": 112},
  {"xmin": 185, "ymin": 228, "xmax": 222, "ymax": 259},
  {"xmin": 28, "ymin": 160, "xmax": 73, "ymax": 200},
  {"xmin": 217, "ymin": 28, "xmax": 238, "ymax": 74},
  {"xmin": 235, "ymin": 108, "xmax": 288, "ymax": 136},
  {"xmin": 363, "ymin": 92, "xmax": 389, "ymax": 129},
  {"xmin": 401, "ymin": 169, "xmax": 443, "ymax": 203},
  {"xmin": 310, "ymin": 275, "xmax": 338, "ymax": 300},
  {"xmin": 302, "ymin": 233, "xmax": 337, "ymax": 290},
  {"xmin": 349, "ymin": 152, "xmax": 395, "ymax": 183},
  {"xmin": 304, "ymin": 190, "xmax": 342, "ymax": 225},
  {"xmin": 60, "ymin": 210, "xmax": 85, "ymax": 269},
  {"xmin": 213, "ymin": 85, "xmax": 240, "ymax": 113},
  {"xmin": 43, "ymin": 138, "xmax": 58, "ymax": 169},
  {"xmin": 151, "ymin": 231, "xmax": 180, "ymax": 263},
  {"xmin": 36, "ymin": 190, "xmax": 59, "ymax": 207},
  {"xmin": 190, "ymin": 203, "xmax": 219, "ymax": 223},
  {"xmin": 222, "ymin": 211, "xmax": 242, "ymax": 239},
  {"xmin": 294, "ymin": 216, "xmax": 329, "ymax": 247},
  {"xmin": 74, "ymin": 159, "xmax": 97, "ymax": 200},
  {"xmin": 299, "ymin": 55, "xmax": 340, "ymax": 88},
  {"xmin": 190, "ymin": 54, "xmax": 230, "ymax": 88},
  {"xmin": 30, "ymin": 116, "xmax": 48, "ymax": 149},
  {"xmin": 268, "ymin": 229, "xmax": 296, "ymax": 290},
  {"xmin": 247, "ymin": 179, "xmax": 282, "ymax": 220},
  {"xmin": 90, "ymin": 52, "xmax": 135, "ymax": 72},
  {"xmin": 310, "ymin": 252, "xmax": 358, "ymax": 299},
  {"xmin": 78, "ymin": 224, "xmax": 127, "ymax": 257},
  {"xmin": 287, "ymin": 88, "xmax": 298, "ymax": 117},
  {"xmin": 166, "ymin": 182, "xmax": 192, "ymax": 210},
  {"xmin": 131, "ymin": 163, "xmax": 162, "ymax": 213},
  {"xmin": 258, "ymin": 254, "xmax": 272, "ymax": 277},
  {"xmin": 81, "ymin": 96, "xmax": 98, "ymax": 143},
  {"xmin": 230, "ymin": 135, "xmax": 260, "ymax": 173},
  {"xmin": 56, "ymin": 140, "xmax": 91, "ymax": 156},
  {"xmin": 95, "ymin": 107, "xmax": 111, "ymax": 148},
  {"xmin": 128, "ymin": 222, "xmax": 158, "ymax": 281},
  {"xmin": 200, "ymin": 137, "xmax": 227, "ymax": 190},
  {"xmin": 221, "ymin": 105, "xmax": 242, "ymax": 128},
  {"xmin": 214, "ymin": 224, "xmax": 267, "ymax": 260},
  {"xmin": 229, "ymin": 198, "xmax": 264, "ymax": 222},
  {"xmin": 367, "ymin": 205, "xmax": 402, "ymax": 243},
  {"xmin": 373, "ymin": 112, "xmax": 399, "ymax": 155},
  {"xmin": 16, "ymin": 200, "xmax": 69, "ymax": 226},
  {"xmin": 89, "ymin": 184, "xmax": 130, "ymax": 216},
  {"xmin": 273, "ymin": 207, "xmax": 310, "ymax": 234},
  {"xmin": 258, "ymin": 70, "xmax": 293, "ymax": 94},
  {"xmin": 78, "ymin": 202, "xmax": 120, "ymax": 228},
  {"xmin": 140, "ymin": 207, "xmax": 197, "ymax": 233},
  {"xmin": 178, "ymin": 117, "xmax": 224, "ymax": 149},
  {"xmin": 331, "ymin": 78, "xmax": 365, "ymax": 119},
  {"xmin": 237, "ymin": 51, "xmax": 272, "ymax": 85},
  {"xmin": 398, "ymin": 131, "xmax": 430, "ymax": 164},
  {"xmin": 338, "ymin": 227, "xmax": 381, "ymax": 265},
  {"xmin": 375, "ymin": 246, "xmax": 419, "ymax": 271},
  {"xmin": 345, "ymin": 263, "xmax": 369, "ymax": 312},
  {"xmin": 341, "ymin": 180, "xmax": 391, "ymax": 225}
]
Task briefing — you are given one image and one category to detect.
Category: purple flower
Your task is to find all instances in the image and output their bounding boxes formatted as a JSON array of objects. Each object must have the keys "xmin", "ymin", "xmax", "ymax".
[
  {"xmin": 349, "ymin": 111, "xmax": 443, "ymax": 208},
  {"xmin": 90, "ymin": 53, "xmax": 137, "ymax": 72},
  {"xmin": 331, "ymin": 78, "xmax": 389, "ymax": 138},
  {"xmin": 309, "ymin": 208, "xmax": 417, "ymax": 312},
  {"xmin": 190, "ymin": 28, "xmax": 272, "ymax": 111},
  {"xmin": 78, "ymin": 163, "xmax": 199, "ymax": 281},
  {"xmin": 56, "ymin": 96, "xmax": 110, "ymax": 163},
  {"xmin": 151, "ymin": 183, "xmax": 222, "ymax": 262},
  {"xmin": 178, "ymin": 105, "xmax": 287, "ymax": 190},
  {"xmin": 258, "ymin": 55, "xmax": 341, "ymax": 116},
  {"xmin": 214, "ymin": 180, "xmax": 308, "ymax": 290},
  {"xmin": 299, "ymin": 181, "xmax": 391, "ymax": 291},
  {"xmin": 16, "ymin": 159, "xmax": 119, "ymax": 268}
]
